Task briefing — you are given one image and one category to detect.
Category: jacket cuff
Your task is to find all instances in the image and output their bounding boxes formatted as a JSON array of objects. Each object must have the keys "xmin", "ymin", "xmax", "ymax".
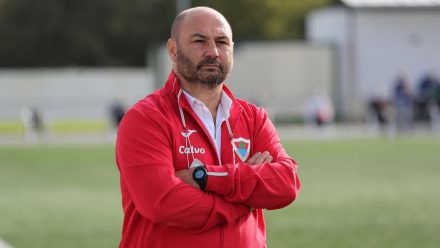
[{"xmin": 205, "ymin": 165, "xmax": 229, "ymax": 196}]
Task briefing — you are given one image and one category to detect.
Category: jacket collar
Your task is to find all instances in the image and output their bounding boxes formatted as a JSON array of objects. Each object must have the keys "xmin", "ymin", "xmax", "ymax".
[
  {"xmin": 164, "ymin": 70, "xmax": 243, "ymax": 132},
  {"xmin": 165, "ymin": 70, "xmax": 241, "ymax": 110}
]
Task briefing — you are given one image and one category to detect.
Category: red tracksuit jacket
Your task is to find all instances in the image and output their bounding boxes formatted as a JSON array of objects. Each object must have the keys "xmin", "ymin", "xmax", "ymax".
[{"xmin": 116, "ymin": 71, "xmax": 300, "ymax": 248}]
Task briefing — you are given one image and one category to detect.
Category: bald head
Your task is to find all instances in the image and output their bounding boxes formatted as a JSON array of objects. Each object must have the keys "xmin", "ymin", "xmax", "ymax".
[
  {"xmin": 171, "ymin": 7, "xmax": 232, "ymax": 42},
  {"xmin": 167, "ymin": 6, "xmax": 234, "ymax": 88}
]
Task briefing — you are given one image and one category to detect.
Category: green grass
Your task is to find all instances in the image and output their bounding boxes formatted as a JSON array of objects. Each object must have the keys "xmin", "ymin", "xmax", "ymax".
[
  {"xmin": 0, "ymin": 145, "xmax": 121, "ymax": 248},
  {"xmin": 0, "ymin": 120, "xmax": 109, "ymax": 134},
  {"xmin": 51, "ymin": 120, "xmax": 109, "ymax": 133},
  {"xmin": 1, "ymin": 137, "xmax": 440, "ymax": 248},
  {"xmin": 267, "ymin": 137, "xmax": 440, "ymax": 248},
  {"xmin": 0, "ymin": 121, "xmax": 25, "ymax": 134}
]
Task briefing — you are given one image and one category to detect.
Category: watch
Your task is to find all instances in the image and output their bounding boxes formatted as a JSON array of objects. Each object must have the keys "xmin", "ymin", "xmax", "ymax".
[{"xmin": 192, "ymin": 166, "xmax": 208, "ymax": 191}]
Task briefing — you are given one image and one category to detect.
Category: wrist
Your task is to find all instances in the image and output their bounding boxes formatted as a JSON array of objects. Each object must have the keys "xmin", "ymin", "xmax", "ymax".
[{"xmin": 192, "ymin": 165, "xmax": 207, "ymax": 191}]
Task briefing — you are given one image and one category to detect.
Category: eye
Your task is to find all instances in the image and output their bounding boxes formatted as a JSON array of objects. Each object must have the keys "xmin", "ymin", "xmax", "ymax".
[
  {"xmin": 216, "ymin": 40, "xmax": 229, "ymax": 45},
  {"xmin": 194, "ymin": 40, "xmax": 205, "ymax": 43}
]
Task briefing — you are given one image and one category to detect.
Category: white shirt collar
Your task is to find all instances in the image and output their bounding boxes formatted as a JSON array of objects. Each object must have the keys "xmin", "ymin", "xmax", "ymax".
[{"xmin": 182, "ymin": 90, "xmax": 232, "ymax": 120}]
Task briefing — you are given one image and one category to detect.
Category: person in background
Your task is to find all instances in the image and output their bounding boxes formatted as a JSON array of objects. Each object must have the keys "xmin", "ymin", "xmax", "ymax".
[
  {"xmin": 367, "ymin": 93, "xmax": 392, "ymax": 136},
  {"xmin": 115, "ymin": 6, "xmax": 300, "ymax": 248},
  {"xmin": 428, "ymin": 75, "xmax": 440, "ymax": 132},
  {"xmin": 20, "ymin": 106, "xmax": 45, "ymax": 142},
  {"xmin": 416, "ymin": 73, "xmax": 435, "ymax": 121},
  {"xmin": 303, "ymin": 90, "xmax": 334, "ymax": 128},
  {"xmin": 109, "ymin": 100, "xmax": 126, "ymax": 127},
  {"xmin": 393, "ymin": 73, "xmax": 413, "ymax": 132}
]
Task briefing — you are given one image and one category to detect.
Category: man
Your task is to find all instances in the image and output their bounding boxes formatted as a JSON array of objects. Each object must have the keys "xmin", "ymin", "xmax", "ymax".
[{"xmin": 116, "ymin": 6, "xmax": 300, "ymax": 248}]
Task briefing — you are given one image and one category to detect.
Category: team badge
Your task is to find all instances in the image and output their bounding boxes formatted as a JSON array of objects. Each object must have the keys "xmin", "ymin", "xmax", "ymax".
[{"xmin": 231, "ymin": 137, "xmax": 251, "ymax": 162}]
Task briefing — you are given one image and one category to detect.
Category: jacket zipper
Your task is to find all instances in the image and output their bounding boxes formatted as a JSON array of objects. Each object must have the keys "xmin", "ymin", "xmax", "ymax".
[{"xmin": 180, "ymin": 102, "xmax": 222, "ymax": 165}]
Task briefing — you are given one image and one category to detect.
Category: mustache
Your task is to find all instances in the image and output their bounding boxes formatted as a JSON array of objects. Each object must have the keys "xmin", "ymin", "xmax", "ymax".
[{"xmin": 196, "ymin": 57, "xmax": 223, "ymax": 71}]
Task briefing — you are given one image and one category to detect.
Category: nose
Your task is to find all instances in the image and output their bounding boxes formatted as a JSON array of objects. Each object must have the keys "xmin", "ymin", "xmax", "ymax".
[{"xmin": 204, "ymin": 40, "xmax": 219, "ymax": 58}]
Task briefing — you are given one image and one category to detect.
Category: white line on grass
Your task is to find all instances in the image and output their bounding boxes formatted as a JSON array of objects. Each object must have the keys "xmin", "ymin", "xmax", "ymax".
[{"xmin": 0, "ymin": 239, "xmax": 13, "ymax": 248}]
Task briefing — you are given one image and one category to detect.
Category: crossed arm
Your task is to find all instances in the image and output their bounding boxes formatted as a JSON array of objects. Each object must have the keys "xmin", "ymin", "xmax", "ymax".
[
  {"xmin": 175, "ymin": 151, "xmax": 273, "ymax": 189},
  {"xmin": 117, "ymin": 107, "xmax": 299, "ymax": 232},
  {"xmin": 176, "ymin": 107, "xmax": 300, "ymax": 210}
]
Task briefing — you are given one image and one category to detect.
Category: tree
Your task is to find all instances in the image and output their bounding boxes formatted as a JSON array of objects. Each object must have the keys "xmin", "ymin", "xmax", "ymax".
[
  {"xmin": 0, "ymin": 0, "xmax": 334, "ymax": 67},
  {"xmin": 195, "ymin": 0, "xmax": 332, "ymax": 40}
]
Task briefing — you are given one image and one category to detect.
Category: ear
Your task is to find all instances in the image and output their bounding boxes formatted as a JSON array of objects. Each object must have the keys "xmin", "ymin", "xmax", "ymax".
[{"xmin": 167, "ymin": 38, "xmax": 177, "ymax": 63}]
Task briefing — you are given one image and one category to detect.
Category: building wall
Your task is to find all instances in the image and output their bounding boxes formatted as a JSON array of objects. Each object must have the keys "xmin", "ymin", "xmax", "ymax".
[
  {"xmin": 307, "ymin": 7, "xmax": 355, "ymax": 119},
  {"xmin": 307, "ymin": 7, "xmax": 440, "ymax": 119},
  {"xmin": 355, "ymin": 9, "xmax": 440, "ymax": 98},
  {"xmin": 228, "ymin": 42, "xmax": 335, "ymax": 120},
  {"xmin": 0, "ymin": 68, "xmax": 153, "ymax": 121}
]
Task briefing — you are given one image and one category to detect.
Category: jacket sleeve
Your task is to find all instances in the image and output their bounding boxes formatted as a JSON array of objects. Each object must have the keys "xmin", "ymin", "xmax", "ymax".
[
  {"xmin": 116, "ymin": 108, "xmax": 250, "ymax": 233},
  {"xmin": 205, "ymin": 106, "xmax": 301, "ymax": 210}
]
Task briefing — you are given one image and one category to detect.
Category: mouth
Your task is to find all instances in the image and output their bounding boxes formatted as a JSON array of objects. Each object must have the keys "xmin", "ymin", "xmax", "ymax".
[
  {"xmin": 199, "ymin": 64, "xmax": 222, "ymax": 72},
  {"xmin": 201, "ymin": 64, "xmax": 218, "ymax": 68}
]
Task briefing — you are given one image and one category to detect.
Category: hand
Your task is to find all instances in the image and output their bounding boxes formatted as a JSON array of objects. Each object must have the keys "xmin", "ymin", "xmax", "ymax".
[
  {"xmin": 246, "ymin": 151, "xmax": 273, "ymax": 165},
  {"xmin": 175, "ymin": 168, "xmax": 200, "ymax": 189}
]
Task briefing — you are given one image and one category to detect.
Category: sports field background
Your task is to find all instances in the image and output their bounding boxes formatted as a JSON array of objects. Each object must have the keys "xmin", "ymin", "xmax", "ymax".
[{"xmin": 1, "ymin": 137, "xmax": 439, "ymax": 247}]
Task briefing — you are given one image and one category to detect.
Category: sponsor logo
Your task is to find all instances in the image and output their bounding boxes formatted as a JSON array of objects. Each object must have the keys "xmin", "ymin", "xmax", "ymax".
[
  {"xmin": 179, "ymin": 146, "xmax": 206, "ymax": 154},
  {"xmin": 232, "ymin": 137, "xmax": 251, "ymax": 162},
  {"xmin": 181, "ymin": 129, "xmax": 197, "ymax": 138},
  {"xmin": 179, "ymin": 129, "xmax": 205, "ymax": 155}
]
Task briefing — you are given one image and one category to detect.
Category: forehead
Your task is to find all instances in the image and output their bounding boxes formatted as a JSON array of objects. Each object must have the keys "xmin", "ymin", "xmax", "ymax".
[{"xmin": 179, "ymin": 12, "xmax": 232, "ymax": 40}]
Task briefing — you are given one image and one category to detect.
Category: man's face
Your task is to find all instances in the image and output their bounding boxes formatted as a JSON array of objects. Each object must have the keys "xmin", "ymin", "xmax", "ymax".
[{"xmin": 173, "ymin": 12, "xmax": 233, "ymax": 88}]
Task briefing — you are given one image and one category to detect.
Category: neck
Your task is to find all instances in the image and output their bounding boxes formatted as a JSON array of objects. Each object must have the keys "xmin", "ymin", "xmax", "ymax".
[{"xmin": 180, "ymin": 79, "xmax": 223, "ymax": 119}]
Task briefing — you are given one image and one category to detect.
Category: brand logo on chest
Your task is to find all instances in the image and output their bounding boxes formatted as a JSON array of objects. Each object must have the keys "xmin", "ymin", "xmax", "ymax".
[
  {"xmin": 179, "ymin": 146, "xmax": 206, "ymax": 154},
  {"xmin": 181, "ymin": 129, "xmax": 197, "ymax": 138},
  {"xmin": 179, "ymin": 129, "xmax": 206, "ymax": 155}
]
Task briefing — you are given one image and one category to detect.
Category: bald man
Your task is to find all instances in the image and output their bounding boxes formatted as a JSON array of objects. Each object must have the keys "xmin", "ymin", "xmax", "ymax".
[{"xmin": 116, "ymin": 7, "xmax": 300, "ymax": 248}]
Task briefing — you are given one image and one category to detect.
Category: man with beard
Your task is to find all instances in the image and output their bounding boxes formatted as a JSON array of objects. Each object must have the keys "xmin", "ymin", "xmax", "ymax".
[{"xmin": 115, "ymin": 7, "xmax": 300, "ymax": 248}]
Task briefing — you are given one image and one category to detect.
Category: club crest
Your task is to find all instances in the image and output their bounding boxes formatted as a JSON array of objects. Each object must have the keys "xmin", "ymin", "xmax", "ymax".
[{"xmin": 231, "ymin": 137, "xmax": 251, "ymax": 162}]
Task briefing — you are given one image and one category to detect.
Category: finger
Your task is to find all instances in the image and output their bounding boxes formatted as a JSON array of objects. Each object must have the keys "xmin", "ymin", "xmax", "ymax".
[
  {"xmin": 261, "ymin": 151, "xmax": 272, "ymax": 163},
  {"xmin": 254, "ymin": 151, "xmax": 272, "ymax": 164},
  {"xmin": 253, "ymin": 152, "xmax": 268, "ymax": 165},
  {"xmin": 246, "ymin": 152, "xmax": 261, "ymax": 165},
  {"xmin": 263, "ymin": 155, "xmax": 273, "ymax": 163},
  {"xmin": 251, "ymin": 152, "xmax": 268, "ymax": 164}
]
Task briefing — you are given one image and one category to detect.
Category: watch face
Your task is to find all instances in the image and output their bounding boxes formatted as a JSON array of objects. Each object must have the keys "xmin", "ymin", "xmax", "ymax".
[{"xmin": 195, "ymin": 170, "xmax": 205, "ymax": 179}]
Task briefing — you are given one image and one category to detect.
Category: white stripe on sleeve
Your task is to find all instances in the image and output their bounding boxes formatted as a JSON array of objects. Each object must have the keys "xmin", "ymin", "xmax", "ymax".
[{"xmin": 207, "ymin": 172, "xmax": 228, "ymax": 177}]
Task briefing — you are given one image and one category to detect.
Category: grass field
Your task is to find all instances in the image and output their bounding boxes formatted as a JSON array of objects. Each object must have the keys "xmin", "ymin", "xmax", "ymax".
[
  {"xmin": 1, "ymin": 137, "xmax": 440, "ymax": 248},
  {"xmin": 0, "ymin": 120, "xmax": 109, "ymax": 134}
]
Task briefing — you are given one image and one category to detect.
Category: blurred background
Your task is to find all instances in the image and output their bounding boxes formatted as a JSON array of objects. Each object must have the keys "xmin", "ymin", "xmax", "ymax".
[
  {"xmin": 1, "ymin": 0, "xmax": 440, "ymax": 248},
  {"xmin": 1, "ymin": 0, "xmax": 440, "ymax": 141}
]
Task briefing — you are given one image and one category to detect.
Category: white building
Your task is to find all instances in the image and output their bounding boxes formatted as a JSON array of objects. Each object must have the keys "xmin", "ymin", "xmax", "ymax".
[
  {"xmin": 307, "ymin": 0, "xmax": 440, "ymax": 119},
  {"xmin": 0, "ymin": 68, "xmax": 152, "ymax": 120}
]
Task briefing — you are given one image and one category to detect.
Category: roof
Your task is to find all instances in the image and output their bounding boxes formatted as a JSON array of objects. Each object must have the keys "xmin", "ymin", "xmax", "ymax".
[{"xmin": 341, "ymin": 0, "xmax": 440, "ymax": 7}]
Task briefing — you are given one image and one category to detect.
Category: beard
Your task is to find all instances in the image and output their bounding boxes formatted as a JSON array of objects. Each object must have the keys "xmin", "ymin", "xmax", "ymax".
[{"xmin": 176, "ymin": 48, "xmax": 231, "ymax": 89}]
